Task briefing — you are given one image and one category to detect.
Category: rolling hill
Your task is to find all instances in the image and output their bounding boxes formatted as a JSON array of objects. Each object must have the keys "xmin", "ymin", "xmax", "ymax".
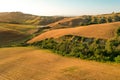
[
  {"xmin": 0, "ymin": 27, "xmax": 28, "ymax": 46},
  {"xmin": 0, "ymin": 12, "xmax": 39, "ymax": 24},
  {"xmin": 0, "ymin": 12, "xmax": 65, "ymax": 25},
  {"xmin": 47, "ymin": 17, "xmax": 81, "ymax": 28},
  {"xmin": 47, "ymin": 12, "xmax": 120, "ymax": 29},
  {"xmin": 0, "ymin": 47, "xmax": 119, "ymax": 80},
  {"xmin": 28, "ymin": 22, "xmax": 120, "ymax": 43},
  {"xmin": 0, "ymin": 23, "xmax": 39, "ymax": 47}
]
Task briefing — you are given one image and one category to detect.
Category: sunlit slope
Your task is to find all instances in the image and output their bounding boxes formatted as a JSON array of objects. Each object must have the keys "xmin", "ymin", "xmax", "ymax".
[
  {"xmin": 0, "ymin": 12, "xmax": 65, "ymax": 25},
  {"xmin": 0, "ymin": 23, "xmax": 37, "ymax": 34},
  {"xmin": 28, "ymin": 22, "xmax": 120, "ymax": 43},
  {"xmin": 0, "ymin": 12, "xmax": 39, "ymax": 24},
  {"xmin": 47, "ymin": 17, "xmax": 80, "ymax": 28},
  {"xmin": 0, "ymin": 47, "xmax": 119, "ymax": 80}
]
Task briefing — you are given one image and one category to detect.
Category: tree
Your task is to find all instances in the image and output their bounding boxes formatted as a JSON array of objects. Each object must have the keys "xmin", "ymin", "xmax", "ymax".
[
  {"xmin": 99, "ymin": 17, "xmax": 107, "ymax": 23},
  {"xmin": 114, "ymin": 14, "xmax": 120, "ymax": 21},
  {"xmin": 91, "ymin": 17, "xmax": 99, "ymax": 24},
  {"xmin": 114, "ymin": 55, "xmax": 120, "ymax": 63},
  {"xmin": 117, "ymin": 27, "xmax": 120, "ymax": 36},
  {"xmin": 107, "ymin": 17, "xmax": 113, "ymax": 23}
]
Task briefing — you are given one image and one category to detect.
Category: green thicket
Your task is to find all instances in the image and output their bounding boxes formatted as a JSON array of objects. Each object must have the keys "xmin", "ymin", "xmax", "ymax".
[
  {"xmin": 79, "ymin": 13, "xmax": 120, "ymax": 26},
  {"xmin": 30, "ymin": 28, "xmax": 120, "ymax": 62},
  {"xmin": 55, "ymin": 13, "xmax": 120, "ymax": 27}
]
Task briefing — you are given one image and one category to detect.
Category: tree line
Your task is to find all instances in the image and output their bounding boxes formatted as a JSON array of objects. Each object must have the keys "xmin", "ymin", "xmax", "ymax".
[{"xmin": 59, "ymin": 12, "xmax": 120, "ymax": 27}]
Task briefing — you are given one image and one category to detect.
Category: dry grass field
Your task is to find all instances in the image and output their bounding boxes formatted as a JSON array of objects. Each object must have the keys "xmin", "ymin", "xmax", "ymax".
[
  {"xmin": 0, "ymin": 23, "xmax": 37, "ymax": 34},
  {"xmin": 28, "ymin": 22, "xmax": 120, "ymax": 43},
  {"xmin": 0, "ymin": 27, "xmax": 27, "ymax": 46},
  {"xmin": 0, "ymin": 47, "xmax": 120, "ymax": 80},
  {"xmin": 0, "ymin": 23, "xmax": 38, "ymax": 46},
  {"xmin": 47, "ymin": 17, "xmax": 80, "ymax": 27}
]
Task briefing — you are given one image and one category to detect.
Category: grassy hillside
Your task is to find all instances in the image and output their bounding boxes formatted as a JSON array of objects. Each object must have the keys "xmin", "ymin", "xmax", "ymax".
[
  {"xmin": 0, "ymin": 23, "xmax": 38, "ymax": 47},
  {"xmin": 47, "ymin": 12, "xmax": 120, "ymax": 28},
  {"xmin": 0, "ymin": 47, "xmax": 119, "ymax": 80},
  {"xmin": 0, "ymin": 23, "xmax": 37, "ymax": 34},
  {"xmin": 0, "ymin": 12, "xmax": 65, "ymax": 25},
  {"xmin": 0, "ymin": 12, "xmax": 120, "ymax": 28},
  {"xmin": 47, "ymin": 17, "xmax": 81, "ymax": 28},
  {"xmin": 28, "ymin": 22, "xmax": 120, "ymax": 43},
  {"xmin": 0, "ymin": 27, "xmax": 30, "ymax": 47},
  {"xmin": 0, "ymin": 12, "xmax": 38, "ymax": 24}
]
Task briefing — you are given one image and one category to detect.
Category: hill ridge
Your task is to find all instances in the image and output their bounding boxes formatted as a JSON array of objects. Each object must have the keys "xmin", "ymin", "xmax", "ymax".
[{"xmin": 28, "ymin": 22, "xmax": 120, "ymax": 43}]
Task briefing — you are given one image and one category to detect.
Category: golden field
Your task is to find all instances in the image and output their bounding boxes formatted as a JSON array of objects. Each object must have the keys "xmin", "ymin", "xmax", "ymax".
[
  {"xmin": 28, "ymin": 22, "xmax": 120, "ymax": 43},
  {"xmin": 0, "ymin": 47, "xmax": 119, "ymax": 80}
]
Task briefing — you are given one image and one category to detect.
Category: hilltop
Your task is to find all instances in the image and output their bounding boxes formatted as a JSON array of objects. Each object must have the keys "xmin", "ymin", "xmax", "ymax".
[
  {"xmin": 0, "ymin": 12, "xmax": 65, "ymax": 25},
  {"xmin": 48, "ymin": 13, "xmax": 120, "ymax": 29},
  {"xmin": 28, "ymin": 22, "xmax": 120, "ymax": 43},
  {"xmin": 0, "ymin": 23, "xmax": 38, "ymax": 47}
]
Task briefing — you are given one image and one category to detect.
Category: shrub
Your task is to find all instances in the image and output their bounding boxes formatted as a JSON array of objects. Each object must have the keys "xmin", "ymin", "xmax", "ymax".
[
  {"xmin": 30, "ymin": 35, "xmax": 120, "ymax": 62},
  {"xmin": 116, "ymin": 27, "xmax": 120, "ymax": 36},
  {"xmin": 114, "ymin": 55, "xmax": 120, "ymax": 63}
]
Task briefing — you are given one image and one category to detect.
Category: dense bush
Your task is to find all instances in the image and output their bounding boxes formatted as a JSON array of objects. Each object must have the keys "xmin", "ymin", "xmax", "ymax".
[
  {"xmin": 30, "ymin": 28, "xmax": 120, "ymax": 62},
  {"xmin": 29, "ymin": 35, "xmax": 120, "ymax": 62},
  {"xmin": 114, "ymin": 55, "xmax": 120, "ymax": 63},
  {"xmin": 77, "ymin": 13, "xmax": 120, "ymax": 26},
  {"xmin": 117, "ymin": 27, "xmax": 120, "ymax": 36}
]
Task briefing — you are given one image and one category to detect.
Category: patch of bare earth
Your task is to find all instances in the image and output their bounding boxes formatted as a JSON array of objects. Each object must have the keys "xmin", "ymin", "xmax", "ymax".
[{"xmin": 0, "ymin": 47, "xmax": 120, "ymax": 80}]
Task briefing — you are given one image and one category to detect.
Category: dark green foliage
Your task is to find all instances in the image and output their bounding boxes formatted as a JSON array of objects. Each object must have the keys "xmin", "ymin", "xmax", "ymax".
[
  {"xmin": 114, "ymin": 55, "xmax": 120, "ymax": 63},
  {"xmin": 30, "ymin": 29, "xmax": 120, "ymax": 62},
  {"xmin": 107, "ymin": 17, "xmax": 113, "ymax": 22},
  {"xmin": 116, "ymin": 27, "xmax": 120, "ymax": 36},
  {"xmin": 31, "ymin": 38, "xmax": 57, "ymax": 49},
  {"xmin": 114, "ymin": 14, "xmax": 120, "ymax": 22},
  {"xmin": 55, "ymin": 13, "xmax": 120, "ymax": 27},
  {"xmin": 99, "ymin": 17, "xmax": 107, "ymax": 24},
  {"xmin": 91, "ymin": 17, "xmax": 99, "ymax": 24},
  {"xmin": 78, "ymin": 13, "xmax": 120, "ymax": 26}
]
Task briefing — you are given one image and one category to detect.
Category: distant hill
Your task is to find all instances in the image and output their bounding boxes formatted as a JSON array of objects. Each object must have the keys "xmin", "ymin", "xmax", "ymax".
[
  {"xmin": 0, "ymin": 12, "xmax": 65, "ymax": 25},
  {"xmin": 0, "ymin": 12, "xmax": 120, "ymax": 28},
  {"xmin": 28, "ymin": 22, "xmax": 120, "ymax": 43},
  {"xmin": 47, "ymin": 12, "xmax": 120, "ymax": 29}
]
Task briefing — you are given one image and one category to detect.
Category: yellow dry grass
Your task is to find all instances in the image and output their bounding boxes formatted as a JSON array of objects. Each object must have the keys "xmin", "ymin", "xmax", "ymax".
[
  {"xmin": 0, "ymin": 23, "xmax": 37, "ymax": 34},
  {"xmin": 48, "ymin": 17, "xmax": 79, "ymax": 27},
  {"xmin": 0, "ymin": 47, "xmax": 120, "ymax": 80},
  {"xmin": 28, "ymin": 22, "xmax": 120, "ymax": 43}
]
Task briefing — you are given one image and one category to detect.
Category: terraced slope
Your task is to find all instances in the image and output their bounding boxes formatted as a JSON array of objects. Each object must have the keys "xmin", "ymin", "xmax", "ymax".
[
  {"xmin": 28, "ymin": 22, "xmax": 120, "ymax": 43},
  {"xmin": 0, "ymin": 47, "xmax": 120, "ymax": 80}
]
